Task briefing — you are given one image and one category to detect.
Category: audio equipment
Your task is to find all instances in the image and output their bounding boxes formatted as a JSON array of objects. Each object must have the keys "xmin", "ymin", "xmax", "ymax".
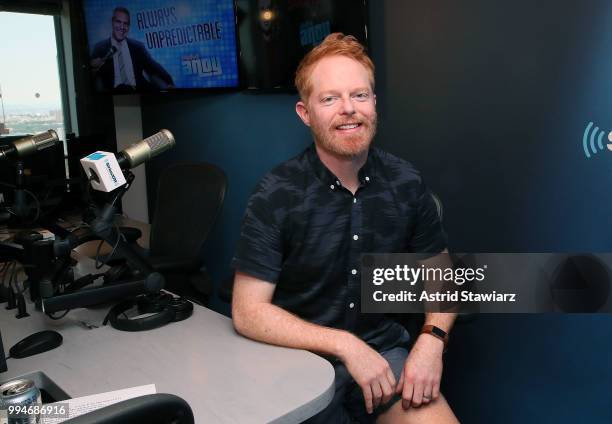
[{"xmin": 103, "ymin": 292, "xmax": 193, "ymax": 332}]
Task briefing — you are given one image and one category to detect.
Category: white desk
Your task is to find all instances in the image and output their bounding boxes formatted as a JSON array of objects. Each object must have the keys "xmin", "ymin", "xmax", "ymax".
[{"xmin": 0, "ymin": 302, "xmax": 334, "ymax": 423}]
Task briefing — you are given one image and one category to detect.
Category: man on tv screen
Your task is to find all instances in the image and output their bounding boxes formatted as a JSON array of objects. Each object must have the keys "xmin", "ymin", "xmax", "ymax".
[{"xmin": 90, "ymin": 6, "xmax": 175, "ymax": 92}]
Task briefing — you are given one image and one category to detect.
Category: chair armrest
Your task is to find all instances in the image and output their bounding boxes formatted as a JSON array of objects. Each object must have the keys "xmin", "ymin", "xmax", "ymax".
[{"xmin": 63, "ymin": 393, "xmax": 194, "ymax": 424}]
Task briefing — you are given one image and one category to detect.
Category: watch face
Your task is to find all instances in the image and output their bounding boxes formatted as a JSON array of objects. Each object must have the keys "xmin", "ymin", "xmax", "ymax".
[{"xmin": 431, "ymin": 326, "xmax": 446, "ymax": 338}]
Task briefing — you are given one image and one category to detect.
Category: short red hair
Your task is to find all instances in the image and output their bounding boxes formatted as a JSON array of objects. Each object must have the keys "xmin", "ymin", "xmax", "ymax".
[{"xmin": 295, "ymin": 32, "xmax": 375, "ymax": 101}]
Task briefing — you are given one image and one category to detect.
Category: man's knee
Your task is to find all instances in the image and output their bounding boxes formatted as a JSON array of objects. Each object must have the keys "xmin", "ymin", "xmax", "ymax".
[{"xmin": 376, "ymin": 393, "xmax": 459, "ymax": 424}]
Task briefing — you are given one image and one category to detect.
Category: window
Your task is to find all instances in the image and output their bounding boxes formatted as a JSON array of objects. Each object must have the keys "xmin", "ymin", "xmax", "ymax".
[{"xmin": 0, "ymin": 12, "xmax": 66, "ymax": 139}]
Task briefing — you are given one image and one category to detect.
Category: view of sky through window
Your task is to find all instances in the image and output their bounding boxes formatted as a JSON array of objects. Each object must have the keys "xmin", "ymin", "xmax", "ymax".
[{"xmin": 0, "ymin": 12, "xmax": 65, "ymax": 138}]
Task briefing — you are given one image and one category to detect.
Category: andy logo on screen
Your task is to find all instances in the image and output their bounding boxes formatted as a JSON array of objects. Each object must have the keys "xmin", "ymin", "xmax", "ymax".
[{"xmin": 90, "ymin": 6, "xmax": 175, "ymax": 91}]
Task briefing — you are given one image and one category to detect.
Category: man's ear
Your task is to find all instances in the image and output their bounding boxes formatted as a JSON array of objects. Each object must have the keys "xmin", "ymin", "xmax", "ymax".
[{"xmin": 295, "ymin": 101, "xmax": 311, "ymax": 127}]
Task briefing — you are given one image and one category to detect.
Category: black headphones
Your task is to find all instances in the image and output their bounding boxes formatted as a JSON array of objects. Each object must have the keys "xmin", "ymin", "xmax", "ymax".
[{"xmin": 103, "ymin": 292, "xmax": 193, "ymax": 331}]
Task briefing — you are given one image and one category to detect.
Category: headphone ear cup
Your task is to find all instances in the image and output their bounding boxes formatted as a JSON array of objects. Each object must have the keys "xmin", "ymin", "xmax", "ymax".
[
  {"xmin": 105, "ymin": 296, "xmax": 175, "ymax": 331},
  {"xmin": 169, "ymin": 297, "xmax": 193, "ymax": 322}
]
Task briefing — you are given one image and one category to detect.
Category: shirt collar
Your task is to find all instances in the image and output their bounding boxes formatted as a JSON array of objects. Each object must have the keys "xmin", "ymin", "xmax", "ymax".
[
  {"xmin": 306, "ymin": 143, "xmax": 377, "ymax": 188},
  {"xmin": 111, "ymin": 37, "xmax": 126, "ymax": 48}
]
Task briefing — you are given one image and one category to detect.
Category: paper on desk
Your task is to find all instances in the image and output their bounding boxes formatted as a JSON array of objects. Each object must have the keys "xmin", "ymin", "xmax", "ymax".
[{"xmin": 43, "ymin": 384, "xmax": 156, "ymax": 423}]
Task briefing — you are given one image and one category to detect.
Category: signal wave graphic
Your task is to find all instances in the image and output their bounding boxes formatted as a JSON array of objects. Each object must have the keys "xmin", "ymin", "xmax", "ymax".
[{"xmin": 583, "ymin": 122, "xmax": 612, "ymax": 158}]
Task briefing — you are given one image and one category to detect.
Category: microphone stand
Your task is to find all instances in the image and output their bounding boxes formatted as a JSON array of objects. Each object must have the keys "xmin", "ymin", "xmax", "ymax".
[
  {"xmin": 38, "ymin": 170, "xmax": 165, "ymax": 314},
  {"xmin": 0, "ymin": 329, "xmax": 7, "ymax": 373},
  {"xmin": 0, "ymin": 159, "xmax": 37, "ymax": 225},
  {"xmin": 13, "ymin": 160, "xmax": 29, "ymax": 220}
]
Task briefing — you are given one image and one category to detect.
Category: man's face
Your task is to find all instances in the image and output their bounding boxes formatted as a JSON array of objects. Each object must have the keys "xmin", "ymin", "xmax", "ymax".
[
  {"xmin": 112, "ymin": 11, "xmax": 130, "ymax": 41},
  {"xmin": 296, "ymin": 55, "xmax": 377, "ymax": 157}
]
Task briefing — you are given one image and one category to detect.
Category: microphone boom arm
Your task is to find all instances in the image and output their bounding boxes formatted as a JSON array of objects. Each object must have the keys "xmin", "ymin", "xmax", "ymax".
[{"xmin": 40, "ymin": 171, "xmax": 164, "ymax": 313}]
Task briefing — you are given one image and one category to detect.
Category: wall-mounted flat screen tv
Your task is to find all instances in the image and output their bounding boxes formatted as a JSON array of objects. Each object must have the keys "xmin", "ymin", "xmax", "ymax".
[
  {"xmin": 82, "ymin": 0, "xmax": 239, "ymax": 93},
  {"xmin": 236, "ymin": 0, "xmax": 368, "ymax": 90}
]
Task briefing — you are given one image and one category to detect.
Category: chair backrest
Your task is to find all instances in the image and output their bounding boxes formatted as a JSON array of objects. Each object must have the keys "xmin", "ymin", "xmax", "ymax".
[
  {"xmin": 63, "ymin": 393, "xmax": 194, "ymax": 424},
  {"xmin": 430, "ymin": 191, "xmax": 444, "ymax": 222},
  {"xmin": 150, "ymin": 163, "xmax": 227, "ymax": 259}
]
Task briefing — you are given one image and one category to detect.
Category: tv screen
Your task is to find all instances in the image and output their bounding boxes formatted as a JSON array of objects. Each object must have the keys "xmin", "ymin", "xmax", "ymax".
[
  {"xmin": 237, "ymin": 0, "xmax": 368, "ymax": 89},
  {"xmin": 82, "ymin": 0, "xmax": 239, "ymax": 93}
]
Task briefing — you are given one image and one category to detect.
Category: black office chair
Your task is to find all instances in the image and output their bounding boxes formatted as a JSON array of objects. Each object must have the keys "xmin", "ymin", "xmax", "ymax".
[
  {"xmin": 63, "ymin": 393, "xmax": 194, "ymax": 424},
  {"xmin": 149, "ymin": 162, "xmax": 227, "ymax": 304},
  {"xmin": 114, "ymin": 163, "xmax": 227, "ymax": 305}
]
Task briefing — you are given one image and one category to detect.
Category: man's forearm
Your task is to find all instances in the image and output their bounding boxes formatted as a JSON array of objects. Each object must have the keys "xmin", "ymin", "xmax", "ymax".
[
  {"xmin": 420, "ymin": 250, "xmax": 457, "ymax": 334},
  {"xmin": 233, "ymin": 302, "xmax": 354, "ymax": 360},
  {"xmin": 423, "ymin": 312, "xmax": 457, "ymax": 333}
]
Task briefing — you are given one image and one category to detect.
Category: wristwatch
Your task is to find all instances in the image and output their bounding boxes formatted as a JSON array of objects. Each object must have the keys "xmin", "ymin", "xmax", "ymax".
[{"xmin": 420, "ymin": 325, "xmax": 449, "ymax": 351}]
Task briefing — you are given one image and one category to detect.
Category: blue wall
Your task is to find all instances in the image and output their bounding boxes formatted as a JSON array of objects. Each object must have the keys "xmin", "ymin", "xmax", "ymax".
[
  {"xmin": 141, "ymin": 1, "xmax": 612, "ymax": 421},
  {"xmin": 370, "ymin": 1, "xmax": 612, "ymax": 422}
]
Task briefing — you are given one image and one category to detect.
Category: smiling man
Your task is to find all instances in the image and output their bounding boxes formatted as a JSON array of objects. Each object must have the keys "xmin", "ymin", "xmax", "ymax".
[
  {"xmin": 232, "ymin": 33, "xmax": 458, "ymax": 423},
  {"xmin": 90, "ymin": 6, "xmax": 174, "ymax": 91}
]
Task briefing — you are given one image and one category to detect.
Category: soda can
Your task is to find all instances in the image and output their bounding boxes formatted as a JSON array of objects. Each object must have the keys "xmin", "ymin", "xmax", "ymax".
[{"xmin": 0, "ymin": 379, "xmax": 41, "ymax": 424}]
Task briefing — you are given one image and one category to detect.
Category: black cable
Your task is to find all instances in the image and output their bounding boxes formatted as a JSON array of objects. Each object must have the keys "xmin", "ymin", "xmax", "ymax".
[
  {"xmin": 46, "ymin": 309, "xmax": 70, "ymax": 320},
  {"xmin": 9, "ymin": 261, "xmax": 21, "ymax": 295},
  {"xmin": 94, "ymin": 222, "xmax": 125, "ymax": 269},
  {"xmin": 5, "ymin": 187, "xmax": 41, "ymax": 224},
  {"xmin": 0, "ymin": 262, "xmax": 9, "ymax": 298},
  {"xmin": 4, "ymin": 261, "xmax": 17, "ymax": 294},
  {"xmin": 0, "ymin": 262, "xmax": 10, "ymax": 287}
]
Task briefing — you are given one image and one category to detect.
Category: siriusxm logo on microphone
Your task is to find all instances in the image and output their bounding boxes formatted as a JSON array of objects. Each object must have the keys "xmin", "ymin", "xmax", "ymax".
[
  {"xmin": 80, "ymin": 151, "xmax": 126, "ymax": 192},
  {"xmin": 105, "ymin": 161, "xmax": 118, "ymax": 184},
  {"xmin": 86, "ymin": 152, "xmax": 107, "ymax": 160}
]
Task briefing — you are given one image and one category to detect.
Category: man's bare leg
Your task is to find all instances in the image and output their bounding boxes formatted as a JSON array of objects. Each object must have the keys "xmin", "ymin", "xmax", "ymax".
[{"xmin": 376, "ymin": 394, "xmax": 459, "ymax": 424}]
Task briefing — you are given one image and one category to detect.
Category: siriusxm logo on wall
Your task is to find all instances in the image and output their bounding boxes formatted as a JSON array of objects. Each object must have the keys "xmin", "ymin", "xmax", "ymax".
[
  {"xmin": 83, "ymin": 0, "xmax": 239, "ymax": 91},
  {"xmin": 583, "ymin": 121, "xmax": 612, "ymax": 158}
]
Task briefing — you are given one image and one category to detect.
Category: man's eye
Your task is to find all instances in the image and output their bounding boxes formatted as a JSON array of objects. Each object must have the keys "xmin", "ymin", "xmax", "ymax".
[
  {"xmin": 354, "ymin": 92, "xmax": 369, "ymax": 100},
  {"xmin": 321, "ymin": 97, "xmax": 337, "ymax": 105}
]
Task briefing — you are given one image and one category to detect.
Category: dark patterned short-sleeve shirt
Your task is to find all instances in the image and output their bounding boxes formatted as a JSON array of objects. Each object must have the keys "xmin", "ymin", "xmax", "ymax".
[{"xmin": 232, "ymin": 144, "xmax": 447, "ymax": 346}]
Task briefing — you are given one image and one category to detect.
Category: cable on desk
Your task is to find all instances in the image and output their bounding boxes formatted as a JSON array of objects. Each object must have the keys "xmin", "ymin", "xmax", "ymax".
[
  {"xmin": 47, "ymin": 309, "xmax": 70, "ymax": 320},
  {"xmin": 1, "ymin": 260, "xmax": 15, "ymax": 290},
  {"xmin": 0, "ymin": 182, "xmax": 42, "ymax": 225},
  {"xmin": 94, "ymin": 222, "xmax": 125, "ymax": 270},
  {"xmin": 0, "ymin": 261, "xmax": 10, "ymax": 286},
  {"xmin": 8, "ymin": 260, "xmax": 22, "ymax": 295}
]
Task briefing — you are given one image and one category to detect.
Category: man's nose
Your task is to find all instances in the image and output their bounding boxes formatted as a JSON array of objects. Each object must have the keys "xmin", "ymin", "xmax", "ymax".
[{"xmin": 340, "ymin": 96, "xmax": 356, "ymax": 115}]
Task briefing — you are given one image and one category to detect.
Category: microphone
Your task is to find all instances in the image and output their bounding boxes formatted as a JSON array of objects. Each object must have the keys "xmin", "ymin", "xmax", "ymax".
[
  {"xmin": 115, "ymin": 129, "xmax": 175, "ymax": 169},
  {"xmin": 101, "ymin": 46, "xmax": 117, "ymax": 63},
  {"xmin": 0, "ymin": 130, "xmax": 59, "ymax": 160},
  {"xmin": 80, "ymin": 129, "xmax": 175, "ymax": 192}
]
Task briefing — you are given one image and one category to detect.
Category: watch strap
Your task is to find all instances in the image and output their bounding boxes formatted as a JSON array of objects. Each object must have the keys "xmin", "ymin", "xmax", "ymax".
[{"xmin": 420, "ymin": 324, "xmax": 449, "ymax": 351}]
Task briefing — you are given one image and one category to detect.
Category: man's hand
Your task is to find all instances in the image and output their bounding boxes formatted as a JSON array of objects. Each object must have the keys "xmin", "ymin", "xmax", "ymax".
[
  {"xmin": 395, "ymin": 333, "xmax": 444, "ymax": 409},
  {"xmin": 90, "ymin": 58, "xmax": 104, "ymax": 72},
  {"xmin": 340, "ymin": 335, "xmax": 396, "ymax": 414}
]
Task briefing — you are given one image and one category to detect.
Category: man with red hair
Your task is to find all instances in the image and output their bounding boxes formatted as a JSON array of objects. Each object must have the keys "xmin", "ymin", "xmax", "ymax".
[{"xmin": 232, "ymin": 33, "xmax": 459, "ymax": 423}]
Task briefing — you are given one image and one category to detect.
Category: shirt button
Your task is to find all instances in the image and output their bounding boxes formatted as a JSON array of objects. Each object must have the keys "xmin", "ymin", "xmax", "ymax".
[
  {"xmin": 349, "ymin": 302, "xmax": 355, "ymax": 309},
  {"xmin": 330, "ymin": 184, "xmax": 335, "ymax": 190},
  {"xmin": 353, "ymin": 234, "xmax": 359, "ymax": 241},
  {"xmin": 351, "ymin": 269, "xmax": 357, "ymax": 275},
  {"xmin": 353, "ymin": 198, "xmax": 357, "ymax": 204},
  {"xmin": 336, "ymin": 180, "xmax": 340, "ymax": 185},
  {"xmin": 365, "ymin": 176, "xmax": 370, "ymax": 182}
]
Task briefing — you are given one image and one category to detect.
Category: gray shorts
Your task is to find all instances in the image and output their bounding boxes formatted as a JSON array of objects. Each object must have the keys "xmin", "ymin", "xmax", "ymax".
[{"xmin": 306, "ymin": 329, "xmax": 410, "ymax": 423}]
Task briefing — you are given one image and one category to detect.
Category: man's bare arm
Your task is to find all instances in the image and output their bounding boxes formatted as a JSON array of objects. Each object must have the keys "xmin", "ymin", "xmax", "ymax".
[
  {"xmin": 396, "ymin": 250, "xmax": 458, "ymax": 409},
  {"xmin": 232, "ymin": 271, "xmax": 398, "ymax": 414},
  {"xmin": 232, "ymin": 271, "xmax": 352, "ymax": 357}
]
